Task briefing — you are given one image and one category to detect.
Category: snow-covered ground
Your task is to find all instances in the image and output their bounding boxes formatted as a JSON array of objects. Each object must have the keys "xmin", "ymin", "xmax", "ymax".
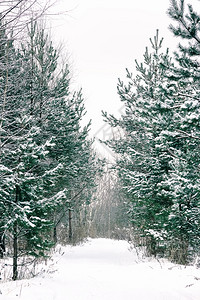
[{"xmin": 1, "ymin": 238, "xmax": 200, "ymax": 300}]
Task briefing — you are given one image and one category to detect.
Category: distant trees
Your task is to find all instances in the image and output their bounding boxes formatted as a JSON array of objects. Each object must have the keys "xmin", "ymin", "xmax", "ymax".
[
  {"xmin": 103, "ymin": 0, "xmax": 200, "ymax": 264},
  {"xmin": 0, "ymin": 3, "xmax": 102, "ymax": 280},
  {"xmin": 88, "ymin": 167, "xmax": 128, "ymax": 240}
]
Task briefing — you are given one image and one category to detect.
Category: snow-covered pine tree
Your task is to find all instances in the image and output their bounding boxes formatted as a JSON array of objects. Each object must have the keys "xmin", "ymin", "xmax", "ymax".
[
  {"xmin": 46, "ymin": 89, "xmax": 103, "ymax": 243},
  {"xmin": 164, "ymin": 0, "xmax": 200, "ymax": 263},
  {"xmin": 0, "ymin": 21, "xmax": 27, "ymax": 261},
  {"xmin": 103, "ymin": 30, "xmax": 176, "ymax": 257},
  {"xmin": 0, "ymin": 23, "xmax": 64, "ymax": 279},
  {"xmin": 0, "ymin": 16, "xmax": 102, "ymax": 280},
  {"xmin": 20, "ymin": 20, "xmax": 59, "ymax": 122},
  {"xmin": 104, "ymin": 23, "xmax": 200, "ymax": 263},
  {"xmin": 0, "ymin": 21, "xmax": 10, "ymax": 258},
  {"xmin": 1, "ymin": 117, "xmax": 59, "ymax": 280},
  {"xmin": 20, "ymin": 21, "xmax": 103, "ymax": 245}
]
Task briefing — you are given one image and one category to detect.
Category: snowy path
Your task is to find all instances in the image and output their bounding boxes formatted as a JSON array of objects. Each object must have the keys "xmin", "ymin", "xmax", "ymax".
[{"xmin": 1, "ymin": 238, "xmax": 200, "ymax": 300}]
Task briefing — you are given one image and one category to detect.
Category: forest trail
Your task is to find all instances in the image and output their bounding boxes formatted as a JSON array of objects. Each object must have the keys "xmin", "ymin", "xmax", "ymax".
[{"xmin": 1, "ymin": 238, "xmax": 200, "ymax": 300}]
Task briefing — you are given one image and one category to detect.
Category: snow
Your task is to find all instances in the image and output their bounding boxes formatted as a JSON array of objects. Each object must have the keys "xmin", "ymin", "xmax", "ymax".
[{"xmin": 1, "ymin": 238, "xmax": 200, "ymax": 300}]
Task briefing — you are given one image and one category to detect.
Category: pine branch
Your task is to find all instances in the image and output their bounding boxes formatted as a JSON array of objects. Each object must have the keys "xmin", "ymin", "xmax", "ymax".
[
  {"xmin": 177, "ymin": 92, "xmax": 200, "ymax": 102},
  {"xmin": 176, "ymin": 129, "xmax": 200, "ymax": 141}
]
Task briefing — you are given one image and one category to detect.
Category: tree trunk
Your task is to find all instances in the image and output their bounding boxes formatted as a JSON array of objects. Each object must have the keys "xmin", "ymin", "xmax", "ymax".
[
  {"xmin": 0, "ymin": 230, "xmax": 5, "ymax": 258},
  {"xmin": 53, "ymin": 226, "xmax": 57, "ymax": 244},
  {"xmin": 68, "ymin": 208, "xmax": 72, "ymax": 243},
  {"xmin": 13, "ymin": 185, "xmax": 20, "ymax": 281},
  {"xmin": 13, "ymin": 221, "xmax": 18, "ymax": 280}
]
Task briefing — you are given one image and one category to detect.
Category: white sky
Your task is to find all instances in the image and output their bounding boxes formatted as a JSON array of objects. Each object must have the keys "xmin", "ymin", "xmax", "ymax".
[{"xmin": 49, "ymin": 0, "xmax": 199, "ymax": 156}]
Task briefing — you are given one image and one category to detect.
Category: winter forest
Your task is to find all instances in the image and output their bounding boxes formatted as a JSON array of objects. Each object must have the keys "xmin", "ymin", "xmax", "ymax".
[{"xmin": 0, "ymin": 0, "xmax": 200, "ymax": 288}]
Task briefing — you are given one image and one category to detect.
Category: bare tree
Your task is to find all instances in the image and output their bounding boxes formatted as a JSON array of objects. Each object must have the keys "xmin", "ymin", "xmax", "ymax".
[{"xmin": 0, "ymin": 0, "xmax": 57, "ymax": 37}]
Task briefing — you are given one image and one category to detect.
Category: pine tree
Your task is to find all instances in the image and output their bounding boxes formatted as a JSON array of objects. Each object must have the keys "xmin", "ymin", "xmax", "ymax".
[
  {"xmin": 0, "ymin": 21, "xmax": 10, "ymax": 258},
  {"xmin": 103, "ymin": 28, "xmax": 200, "ymax": 263},
  {"xmin": 0, "ymin": 27, "xmax": 61, "ymax": 278},
  {"xmin": 103, "ymin": 31, "xmax": 175, "ymax": 256},
  {"xmin": 0, "ymin": 15, "xmax": 102, "ymax": 280},
  {"xmin": 0, "ymin": 22, "xmax": 26, "ymax": 261},
  {"xmin": 1, "ymin": 118, "xmax": 59, "ymax": 280},
  {"xmin": 46, "ymin": 91, "xmax": 103, "ymax": 243},
  {"xmin": 165, "ymin": 0, "xmax": 200, "ymax": 263},
  {"xmin": 20, "ymin": 21, "xmax": 102, "ymax": 245}
]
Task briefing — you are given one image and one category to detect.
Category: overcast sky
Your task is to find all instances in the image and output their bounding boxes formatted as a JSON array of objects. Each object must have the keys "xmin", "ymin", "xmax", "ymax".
[{"xmin": 49, "ymin": 0, "xmax": 199, "ymax": 156}]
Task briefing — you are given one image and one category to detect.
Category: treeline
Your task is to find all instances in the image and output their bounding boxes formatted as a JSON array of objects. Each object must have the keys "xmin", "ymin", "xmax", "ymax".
[
  {"xmin": 103, "ymin": 0, "xmax": 200, "ymax": 265},
  {"xmin": 0, "ymin": 1, "xmax": 103, "ymax": 280}
]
